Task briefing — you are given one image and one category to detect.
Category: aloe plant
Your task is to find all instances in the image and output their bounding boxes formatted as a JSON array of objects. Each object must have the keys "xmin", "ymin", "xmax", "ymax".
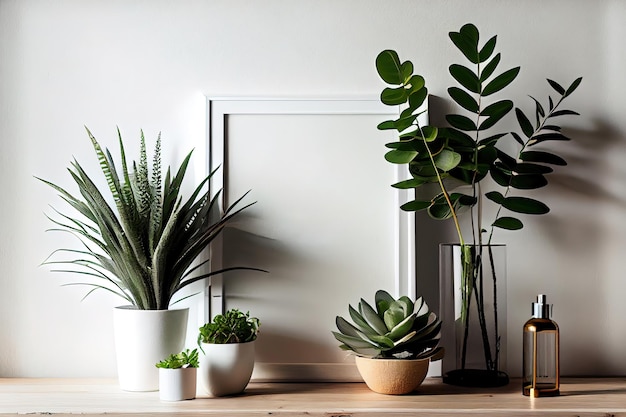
[
  {"xmin": 375, "ymin": 23, "xmax": 581, "ymax": 383},
  {"xmin": 333, "ymin": 290, "xmax": 443, "ymax": 360},
  {"xmin": 38, "ymin": 127, "xmax": 261, "ymax": 310}
]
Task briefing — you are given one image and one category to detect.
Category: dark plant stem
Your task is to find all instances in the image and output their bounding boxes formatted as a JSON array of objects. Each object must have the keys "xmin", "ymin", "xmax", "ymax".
[{"xmin": 489, "ymin": 245, "xmax": 500, "ymax": 372}]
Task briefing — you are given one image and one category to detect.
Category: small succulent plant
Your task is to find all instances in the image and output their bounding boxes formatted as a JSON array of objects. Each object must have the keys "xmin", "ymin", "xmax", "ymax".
[
  {"xmin": 333, "ymin": 290, "xmax": 443, "ymax": 360},
  {"xmin": 155, "ymin": 348, "xmax": 199, "ymax": 369},
  {"xmin": 198, "ymin": 309, "xmax": 260, "ymax": 345}
]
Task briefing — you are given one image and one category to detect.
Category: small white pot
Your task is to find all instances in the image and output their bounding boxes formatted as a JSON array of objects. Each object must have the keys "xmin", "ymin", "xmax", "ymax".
[
  {"xmin": 113, "ymin": 307, "xmax": 189, "ymax": 392},
  {"xmin": 159, "ymin": 367, "xmax": 197, "ymax": 401},
  {"xmin": 199, "ymin": 341, "xmax": 255, "ymax": 397}
]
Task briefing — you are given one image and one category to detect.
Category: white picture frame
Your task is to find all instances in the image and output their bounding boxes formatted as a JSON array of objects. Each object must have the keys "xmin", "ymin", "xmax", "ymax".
[{"xmin": 204, "ymin": 97, "xmax": 421, "ymax": 381}]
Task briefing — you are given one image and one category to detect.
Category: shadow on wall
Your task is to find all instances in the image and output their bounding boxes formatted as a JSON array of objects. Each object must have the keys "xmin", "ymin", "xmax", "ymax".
[{"xmin": 533, "ymin": 119, "xmax": 626, "ymax": 375}]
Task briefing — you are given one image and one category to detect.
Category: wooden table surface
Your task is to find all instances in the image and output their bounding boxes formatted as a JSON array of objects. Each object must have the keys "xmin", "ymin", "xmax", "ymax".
[{"xmin": 1, "ymin": 377, "xmax": 625, "ymax": 416}]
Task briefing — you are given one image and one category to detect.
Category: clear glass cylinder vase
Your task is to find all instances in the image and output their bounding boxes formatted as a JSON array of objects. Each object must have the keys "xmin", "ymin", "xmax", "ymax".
[{"xmin": 439, "ymin": 243, "xmax": 508, "ymax": 387}]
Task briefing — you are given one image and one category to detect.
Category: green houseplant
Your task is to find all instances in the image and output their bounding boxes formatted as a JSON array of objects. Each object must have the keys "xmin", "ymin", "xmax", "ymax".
[
  {"xmin": 198, "ymin": 309, "xmax": 260, "ymax": 396},
  {"xmin": 375, "ymin": 23, "xmax": 581, "ymax": 387},
  {"xmin": 38, "ymin": 127, "xmax": 261, "ymax": 391},
  {"xmin": 156, "ymin": 348, "xmax": 199, "ymax": 401},
  {"xmin": 156, "ymin": 348, "xmax": 200, "ymax": 369},
  {"xmin": 333, "ymin": 290, "xmax": 443, "ymax": 394}
]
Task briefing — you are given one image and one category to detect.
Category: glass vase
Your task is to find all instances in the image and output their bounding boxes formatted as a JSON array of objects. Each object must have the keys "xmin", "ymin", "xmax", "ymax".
[{"xmin": 439, "ymin": 243, "xmax": 508, "ymax": 387}]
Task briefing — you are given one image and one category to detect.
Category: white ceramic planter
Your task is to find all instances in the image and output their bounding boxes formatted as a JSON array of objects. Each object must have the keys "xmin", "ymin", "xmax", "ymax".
[
  {"xmin": 354, "ymin": 356, "xmax": 430, "ymax": 395},
  {"xmin": 199, "ymin": 341, "xmax": 255, "ymax": 397},
  {"xmin": 158, "ymin": 367, "xmax": 197, "ymax": 401},
  {"xmin": 113, "ymin": 306, "xmax": 189, "ymax": 392}
]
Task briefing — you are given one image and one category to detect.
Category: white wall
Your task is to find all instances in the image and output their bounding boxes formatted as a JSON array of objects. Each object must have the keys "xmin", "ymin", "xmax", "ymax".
[{"xmin": 0, "ymin": 0, "xmax": 624, "ymax": 378}]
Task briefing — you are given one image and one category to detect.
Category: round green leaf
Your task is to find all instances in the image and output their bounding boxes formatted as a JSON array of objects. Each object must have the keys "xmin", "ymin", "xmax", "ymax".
[
  {"xmin": 434, "ymin": 149, "xmax": 461, "ymax": 171},
  {"xmin": 401, "ymin": 61, "xmax": 414, "ymax": 84},
  {"xmin": 376, "ymin": 50, "xmax": 404, "ymax": 85},
  {"xmin": 381, "ymin": 86, "xmax": 408, "ymax": 105},
  {"xmin": 385, "ymin": 149, "xmax": 418, "ymax": 164}
]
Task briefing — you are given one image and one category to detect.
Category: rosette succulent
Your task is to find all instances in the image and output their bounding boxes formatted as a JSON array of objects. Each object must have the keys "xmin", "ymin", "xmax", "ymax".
[{"xmin": 333, "ymin": 290, "xmax": 443, "ymax": 360}]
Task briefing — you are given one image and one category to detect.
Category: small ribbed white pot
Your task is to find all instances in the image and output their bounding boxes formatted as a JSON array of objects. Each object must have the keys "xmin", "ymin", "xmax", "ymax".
[
  {"xmin": 199, "ymin": 341, "xmax": 255, "ymax": 397},
  {"xmin": 113, "ymin": 306, "xmax": 189, "ymax": 392},
  {"xmin": 159, "ymin": 367, "xmax": 197, "ymax": 401}
]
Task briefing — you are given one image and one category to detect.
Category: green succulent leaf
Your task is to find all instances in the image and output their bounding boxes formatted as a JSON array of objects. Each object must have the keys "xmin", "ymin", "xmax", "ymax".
[
  {"xmin": 332, "ymin": 331, "xmax": 378, "ymax": 350},
  {"xmin": 349, "ymin": 304, "xmax": 377, "ymax": 335},
  {"xmin": 336, "ymin": 316, "xmax": 362, "ymax": 338},
  {"xmin": 359, "ymin": 298, "xmax": 389, "ymax": 335},
  {"xmin": 482, "ymin": 67, "xmax": 520, "ymax": 96},
  {"xmin": 375, "ymin": 290, "xmax": 395, "ymax": 316},
  {"xmin": 384, "ymin": 303, "xmax": 408, "ymax": 330},
  {"xmin": 492, "ymin": 217, "xmax": 523, "ymax": 230}
]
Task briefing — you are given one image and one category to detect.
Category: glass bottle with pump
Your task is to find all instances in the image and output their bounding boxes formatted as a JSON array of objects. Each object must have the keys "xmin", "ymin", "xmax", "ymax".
[{"xmin": 523, "ymin": 294, "xmax": 559, "ymax": 397}]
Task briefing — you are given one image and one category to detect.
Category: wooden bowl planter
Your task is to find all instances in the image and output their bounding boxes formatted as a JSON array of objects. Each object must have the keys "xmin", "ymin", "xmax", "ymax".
[{"xmin": 355, "ymin": 356, "xmax": 430, "ymax": 395}]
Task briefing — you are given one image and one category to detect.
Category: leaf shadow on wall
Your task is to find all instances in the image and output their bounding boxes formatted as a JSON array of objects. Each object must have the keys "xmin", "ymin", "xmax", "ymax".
[{"xmin": 523, "ymin": 118, "xmax": 624, "ymax": 375}]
